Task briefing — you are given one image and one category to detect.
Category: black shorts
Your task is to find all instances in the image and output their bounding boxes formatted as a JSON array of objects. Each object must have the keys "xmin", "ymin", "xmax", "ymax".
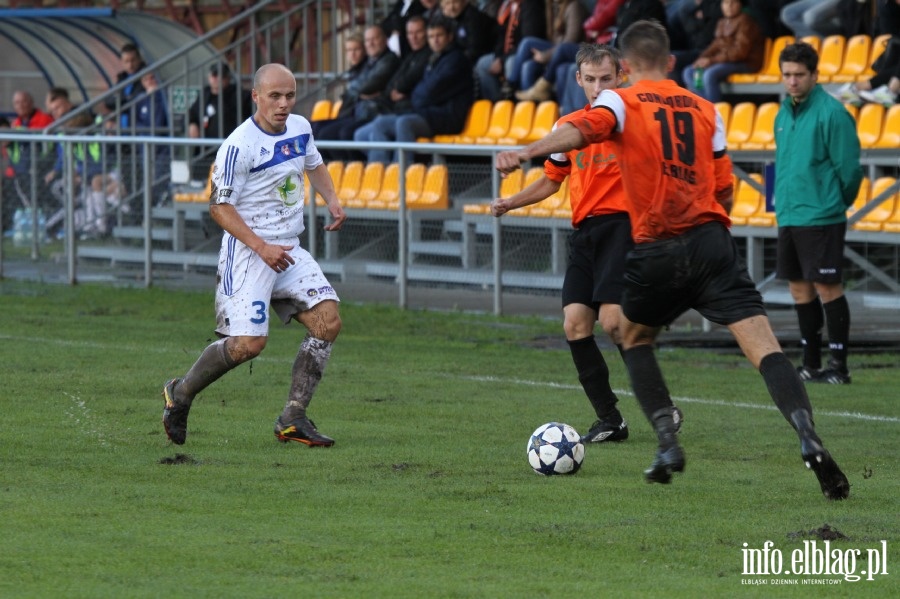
[
  {"xmin": 622, "ymin": 221, "xmax": 765, "ymax": 327},
  {"xmin": 776, "ymin": 223, "xmax": 846, "ymax": 284},
  {"xmin": 561, "ymin": 213, "xmax": 632, "ymax": 309}
]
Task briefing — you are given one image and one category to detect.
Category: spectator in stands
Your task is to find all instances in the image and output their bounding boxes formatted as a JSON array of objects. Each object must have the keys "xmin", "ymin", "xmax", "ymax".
[
  {"xmin": 583, "ymin": 0, "xmax": 627, "ymax": 44},
  {"xmin": 376, "ymin": 16, "xmax": 433, "ymax": 115},
  {"xmin": 187, "ymin": 63, "xmax": 253, "ymax": 179},
  {"xmin": 313, "ymin": 25, "xmax": 400, "ymax": 160},
  {"xmin": 780, "ymin": 0, "xmax": 843, "ymax": 38},
  {"xmin": 683, "ymin": 0, "xmax": 765, "ymax": 102},
  {"xmin": 509, "ymin": 0, "xmax": 587, "ymax": 100},
  {"xmin": 6, "ymin": 90, "xmax": 55, "ymax": 217},
  {"xmin": 473, "ymin": 0, "xmax": 547, "ymax": 100},
  {"xmin": 668, "ymin": 0, "xmax": 723, "ymax": 80},
  {"xmin": 440, "ymin": 0, "xmax": 496, "ymax": 63},
  {"xmin": 834, "ymin": 0, "xmax": 900, "ymax": 106},
  {"xmin": 134, "ymin": 72, "xmax": 171, "ymax": 203},
  {"xmin": 103, "ymin": 43, "xmax": 148, "ymax": 130},
  {"xmin": 774, "ymin": 42, "xmax": 863, "ymax": 385},
  {"xmin": 382, "ymin": 0, "xmax": 427, "ymax": 57},
  {"xmin": 353, "ymin": 15, "xmax": 474, "ymax": 163}
]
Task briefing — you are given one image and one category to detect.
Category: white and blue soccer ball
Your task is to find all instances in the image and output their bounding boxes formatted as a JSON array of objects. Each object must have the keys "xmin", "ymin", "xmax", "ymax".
[{"xmin": 527, "ymin": 422, "xmax": 585, "ymax": 475}]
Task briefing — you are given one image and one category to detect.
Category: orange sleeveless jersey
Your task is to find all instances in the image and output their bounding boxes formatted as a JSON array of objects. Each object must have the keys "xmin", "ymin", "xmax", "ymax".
[
  {"xmin": 567, "ymin": 79, "xmax": 732, "ymax": 243},
  {"xmin": 544, "ymin": 105, "xmax": 628, "ymax": 227}
]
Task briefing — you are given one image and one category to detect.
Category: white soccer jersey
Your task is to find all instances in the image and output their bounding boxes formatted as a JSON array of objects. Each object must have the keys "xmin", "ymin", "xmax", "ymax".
[{"xmin": 211, "ymin": 114, "xmax": 323, "ymax": 239}]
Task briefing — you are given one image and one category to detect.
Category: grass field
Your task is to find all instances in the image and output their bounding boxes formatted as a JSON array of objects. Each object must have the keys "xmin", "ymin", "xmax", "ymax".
[{"xmin": 0, "ymin": 280, "xmax": 896, "ymax": 598}]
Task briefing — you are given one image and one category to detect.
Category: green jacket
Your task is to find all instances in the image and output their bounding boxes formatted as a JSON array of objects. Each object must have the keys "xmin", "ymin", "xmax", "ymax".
[{"xmin": 773, "ymin": 85, "xmax": 863, "ymax": 227}]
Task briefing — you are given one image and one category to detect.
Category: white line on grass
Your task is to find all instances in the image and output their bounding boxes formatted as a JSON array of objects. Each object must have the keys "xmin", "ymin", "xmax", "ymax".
[{"xmin": 459, "ymin": 375, "xmax": 900, "ymax": 424}]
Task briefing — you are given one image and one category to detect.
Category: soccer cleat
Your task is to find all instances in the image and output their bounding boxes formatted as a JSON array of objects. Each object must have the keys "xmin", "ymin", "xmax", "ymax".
[
  {"xmin": 791, "ymin": 410, "xmax": 850, "ymax": 500},
  {"xmin": 858, "ymin": 84, "xmax": 897, "ymax": 106},
  {"xmin": 797, "ymin": 365, "xmax": 821, "ymax": 382},
  {"xmin": 274, "ymin": 416, "xmax": 335, "ymax": 447},
  {"xmin": 162, "ymin": 378, "xmax": 190, "ymax": 445},
  {"xmin": 813, "ymin": 360, "xmax": 851, "ymax": 384},
  {"xmin": 582, "ymin": 419, "xmax": 629, "ymax": 443},
  {"xmin": 644, "ymin": 445, "xmax": 686, "ymax": 484}
]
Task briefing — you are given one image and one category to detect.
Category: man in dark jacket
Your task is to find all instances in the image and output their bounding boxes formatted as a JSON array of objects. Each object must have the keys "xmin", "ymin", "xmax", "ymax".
[
  {"xmin": 473, "ymin": 0, "xmax": 546, "ymax": 100},
  {"xmin": 354, "ymin": 15, "xmax": 474, "ymax": 163},
  {"xmin": 441, "ymin": 0, "xmax": 496, "ymax": 63},
  {"xmin": 377, "ymin": 16, "xmax": 433, "ymax": 115},
  {"xmin": 104, "ymin": 43, "xmax": 148, "ymax": 130}
]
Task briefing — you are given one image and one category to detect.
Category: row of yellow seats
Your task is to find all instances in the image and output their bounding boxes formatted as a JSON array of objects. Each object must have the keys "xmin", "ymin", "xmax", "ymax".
[
  {"xmin": 310, "ymin": 99, "xmax": 342, "ymax": 121},
  {"xmin": 462, "ymin": 166, "xmax": 572, "ymax": 219},
  {"xmin": 732, "ymin": 174, "xmax": 900, "ymax": 232},
  {"xmin": 728, "ymin": 33, "xmax": 892, "ymax": 85},
  {"xmin": 718, "ymin": 101, "xmax": 900, "ymax": 151},
  {"xmin": 305, "ymin": 161, "xmax": 449, "ymax": 210}
]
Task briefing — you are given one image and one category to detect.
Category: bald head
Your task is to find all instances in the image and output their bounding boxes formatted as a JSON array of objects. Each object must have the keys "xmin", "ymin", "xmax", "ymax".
[
  {"xmin": 251, "ymin": 63, "xmax": 297, "ymax": 134},
  {"xmin": 253, "ymin": 63, "xmax": 294, "ymax": 91}
]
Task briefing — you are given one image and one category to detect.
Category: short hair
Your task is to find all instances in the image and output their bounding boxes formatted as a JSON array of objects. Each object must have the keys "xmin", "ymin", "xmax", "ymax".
[
  {"xmin": 120, "ymin": 42, "xmax": 141, "ymax": 57},
  {"xmin": 47, "ymin": 87, "xmax": 70, "ymax": 102},
  {"xmin": 618, "ymin": 20, "xmax": 670, "ymax": 71},
  {"xmin": 406, "ymin": 15, "xmax": 427, "ymax": 29},
  {"xmin": 209, "ymin": 63, "xmax": 232, "ymax": 79},
  {"xmin": 346, "ymin": 31, "xmax": 364, "ymax": 47},
  {"xmin": 779, "ymin": 42, "xmax": 819, "ymax": 72},
  {"xmin": 575, "ymin": 43, "xmax": 622, "ymax": 74},
  {"xmin": 427, "ymin": 14, "xmax": 455, "ymax": 35}
]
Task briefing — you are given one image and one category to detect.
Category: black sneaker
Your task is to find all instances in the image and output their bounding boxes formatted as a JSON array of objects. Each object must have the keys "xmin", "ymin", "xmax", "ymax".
[
  {"xmin": 814, "ymin": 362, "xmax": 851, "ymax": 385},
  {"xmin": 582, "ymin": 419, "xmax": 629, "ymax": 443},
  {"xmin": 274, "ymin": 416, "xmax": 335, "ymax": 447},
  {"xmin": 797, "ymin": 365, "xmax": 821, "ymax": 382},
  {"xmin": 644, "ymin": 444, "xmax": 686, "ymax": 484},
  {"xmin": 162, "ymin": 378, "xmax": 190, "ymax": 445}
]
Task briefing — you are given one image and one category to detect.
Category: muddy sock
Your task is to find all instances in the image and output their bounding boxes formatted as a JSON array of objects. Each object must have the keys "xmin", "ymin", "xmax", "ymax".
[
  {"xmin": 823, "ymin": 296, "xmax": 850, "ymax": 371},
  {"xmin": 568, "ymin": 335, "xmax": 621, "ymax": 423},
  {"xmin": 759, "ymin": 352, "xmax": 813, "ymax": 425},
  {"xmin": 622, "ymin": 345, "xmax": 673, "ymax": 423},
  {"xmin": 178, "ymin": 338, "xmax": 237, "ymax": 404},
  {"xmin": 281, "ymin": 335, "xmax": 333, "ymax": 421},
  {"xmin": 795, "ymin": 297, "xmax": 823, "ymax": 369}
]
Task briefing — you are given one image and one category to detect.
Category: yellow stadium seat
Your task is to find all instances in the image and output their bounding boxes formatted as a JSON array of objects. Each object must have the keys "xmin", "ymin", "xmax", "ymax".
[
  {"xmin": 508, "ymin": 167, "xmax": 545, "ymax": 216},
  {"xmin": 853, "ymin": 177, "xmax": 897, "ymax": 231},
  {"xmin": 726, "ymin": 102, "xmax": 756, "ymax": 150},
  {"xmin": 329, "ymin": 100, "xmax": 342, "ymax": 119},
  {"xmin": 368, "ymin": 163, "xmax": 400, "ymax": 209},
  {"xmin": 433, "ymin": 99, "xmax": 492, "ymax": 143},
  {"xmin": 751, "ymin": 36, "xmax": 794, "ymax": 83},
  {"xmin": 873, "ymin": 104, "xmax": 900, "ymax": 149},
  {"xmin": 469, "ymin": 100, "xmax": 513, "ymax": 144},
  {"xmin": 714, "ymin": 101, "xmax": 732, "ymax": 131},
  {"xmin": 496, "ymin": 101, "xmax": 536, "ymax": 145},
  {"xmin": 522, "ymin": 101, "xmax": 559, "ymax": 143},
  {"xmin": 799, "ymin": 35, "xmax": 821, "ymax": 54},
  {"xmin": 741, "ymin": 102, "xmax": 779, "ymax": 150},
  {"xmin": 743, "ymin": 174, "xmax": 774, "ymax": 227},
  {"xmin": 336, "ymin": 161, "xmax": 363, "ymax": 204},
  {"xmin": 816, "ymin": 35, "xmax": 846, "ymax": 83},
  {"xmin": 830, "ymin": 34, "xmax": 871, "ymax": 83},
  {"xmin": 307, "ymin": 161, "xmax": 343, "ymax": 207},
  {"xmin": 411, "ymin": 164, "xmax": 449, "ymax": 209},
  {"xmin": 310, "ymin": 99, "xmax": 332, "ymax": 121},
  {"xmin": 881, "ymin": 180, "xmax": 900, "ymax": 233},
  {"xmin": 843, "ymin": 102, "xmax": 858, "ymax": 120},
  {"xmin": 529, "ymin": 179, "xmax": 568, "ymax": 218},
  {"xmin": 401, "ymin": 163, "xmax": 427, "ymax": 207},
  {"xmin": 173, "ymin": 165, "xmax": 213, "ymax": 203},
  {"xmin": 865, "ymin": 34, "xmax": 891, "ymax": 80},
  {"xmin": 730, "ymin": 175, "xmax": 763, "ymax": 226},
  {"xmin": 846, "ymin": 177, "xmax": 871, "ymax": 220},
  {"xmin": 499, "ymin": 169, "xmax": 524, "ymax": 198},
  {"xmin": 856, "ymin": 103, "xmax": 885, "ymax": 149},
  {"xmin": 728, "ymin": 38, "xmax": 773, "ymax": 84},
  {"xmin": 345, "ymin": 162, "xmax": 384, "ymax": 208}
]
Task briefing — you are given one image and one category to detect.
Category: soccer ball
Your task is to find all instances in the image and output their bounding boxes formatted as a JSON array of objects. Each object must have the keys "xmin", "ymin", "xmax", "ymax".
[{"xmin": 527, "ymin": 422, "xmax": 585, "ymax": 475}]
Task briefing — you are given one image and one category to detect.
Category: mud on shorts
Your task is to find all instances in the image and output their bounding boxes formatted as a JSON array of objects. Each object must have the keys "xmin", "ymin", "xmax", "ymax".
[
  {"xmin": 561, "ymin": 213, "xmax": 632, "ymax": 309},
  {"xmin": 215, "ymin": 234, "xmax": 339, "ymax": 337},
  {"xmin": 622, "ymin": 221, "xmax": 765, "ymax": 328},
  {"xmin": 776, "ymin": 222, "xmax": 846, "ymax": 285}
]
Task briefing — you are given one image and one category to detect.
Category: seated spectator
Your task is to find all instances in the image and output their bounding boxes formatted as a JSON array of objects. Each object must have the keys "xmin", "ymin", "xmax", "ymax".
[
  {"xmin": 382, "ymin": 0, "xmax": 427, "ymax": 57},
  {"xmin": 835, "ymin": 0, "xmax": 900, "ymax": 106},
  {"xmin": 313, "ymin": 25, "xmax": 401, "ymax": 159},
  {"xmin": 668, "ymin": 0, "xmax": 723, "ymax": 82},
  {"xmin": 583, "ymin": 0, "xmax": 627, "ymax": 44},
  {"xmin": 187, "ymin": 63, "xmax": 253, "ymax": 179},
  {"xmin": 103, "ymin": 43, "xmax": 148, "ymax": 130},
  {"xmin": 682, "ymin": 0, "xmax": 765, "ymax": 102},
  {"xmin": 135, "ymin": 72, "xmax": 171, "ymax": 203},
  {"xmin": 7, "ymin": 90, "xmax": 55, "ymax": 217},
  {"xmin": 354, "ymin": 15, "xmax": 474, "ymax": 163},
  {"xmin": 473, "ymin": 0, "xmax": 547, "ymax": 100},
  {"xmin": 377, "ymin": 16, "xmax": 433, "ymax": 115},
  {"xmin": 780, "ymin": 0, "xmax": 843, "ymax": 39},
  {"xmin": 441, "ymin": 0, "xmax": 496, "ymax": 63},
  {"xmin": 509, "ymin": 0, "xmax": 587, "ymax": 100}
]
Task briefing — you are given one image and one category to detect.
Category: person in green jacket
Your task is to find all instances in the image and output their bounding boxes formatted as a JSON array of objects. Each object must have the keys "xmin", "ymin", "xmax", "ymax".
[{"xmin": 774, "ymin": 41, "xmax": 863, "ymax": 385}]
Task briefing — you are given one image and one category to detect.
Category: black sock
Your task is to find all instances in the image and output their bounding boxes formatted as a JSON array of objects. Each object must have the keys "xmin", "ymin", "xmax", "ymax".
[
  {"xmin": 759, "ymin": 352, "xmax": 813, "ymax": 425},
  {"xmin": 823, "ymin": 296, "xmax": 850, "ymax": 371},
  {"xmin": 568, "ymin": 336, "xmax": 621, "ymax": 423},
  {"xmin": 795, "ymin": 297, "xmax": 824, "ymax": 369},
  {"xmin": 622, "ymin": 345, "xmax": 673, "ymax": 424}
]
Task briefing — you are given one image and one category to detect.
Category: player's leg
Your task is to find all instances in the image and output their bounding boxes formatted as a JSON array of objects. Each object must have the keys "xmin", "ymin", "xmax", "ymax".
[
  {"xmin": 728, "ymin": 316, "xmax": 849, "ymax": 500},
  {"xmin": 809, "ymin": 224, "xmax": 851, "ymax": 383},
  {"xmin": 271, "ymin": 249, "xmax": 341, "ymax": 446},
  {"xmin": 789, "ymin": 280, "xmax": 825, "ymax": 380}
]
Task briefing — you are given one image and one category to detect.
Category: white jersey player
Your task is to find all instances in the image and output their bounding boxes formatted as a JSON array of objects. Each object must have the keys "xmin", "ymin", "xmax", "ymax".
[{"xmin": 162, "ymin": 63, "xmax": 347, "ymax": 448}]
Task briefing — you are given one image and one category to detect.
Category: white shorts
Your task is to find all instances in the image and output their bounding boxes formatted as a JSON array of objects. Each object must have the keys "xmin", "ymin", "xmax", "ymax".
[{"xmin": 215, "ymin": 234, "xmax": 339, "ymax": 337}]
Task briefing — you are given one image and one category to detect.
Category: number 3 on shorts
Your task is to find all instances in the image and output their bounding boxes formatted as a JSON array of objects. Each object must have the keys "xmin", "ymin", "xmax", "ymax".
[{"xmin": 250, "ymin": 300, "xmax": 267, "ymax": 324}]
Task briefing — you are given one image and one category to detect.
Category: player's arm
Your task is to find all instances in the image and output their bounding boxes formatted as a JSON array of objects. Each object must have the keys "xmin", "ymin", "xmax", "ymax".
[
  {"xmin": 491, "ymin": 175, "xmax": 563, "ymax": 217},
  {"xmin": 496, "ymin": 123, "xmax": 586, "ymax": 176},
  {"xmin": 209, "ymin": 203, "xmax": 294, "ymax": 272},
  {"xmin": 712, "ymin": 110, "xmax": 734, "ymax": 215},
  {"xmin": 306, "ymin": 162, "xmax": 347, "ymax": 231}
]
